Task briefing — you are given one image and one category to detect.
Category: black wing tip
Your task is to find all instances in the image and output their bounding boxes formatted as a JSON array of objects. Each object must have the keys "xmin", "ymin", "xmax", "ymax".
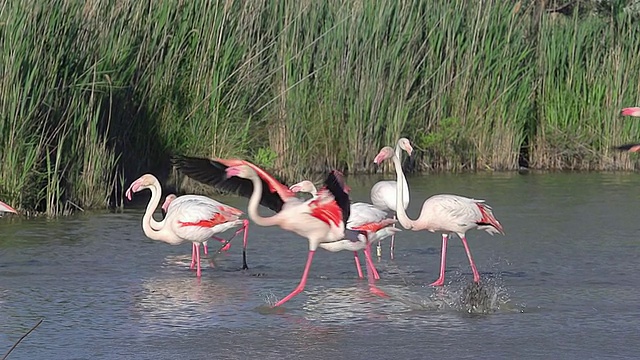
[{"xmin": 613, "ymin": 143, "xmax": 640, "ymax": 152}]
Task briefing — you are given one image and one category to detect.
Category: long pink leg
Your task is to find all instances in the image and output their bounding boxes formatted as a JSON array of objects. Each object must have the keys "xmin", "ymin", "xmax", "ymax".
[
  {"xmin": 353, "ymin": 251, "xmax": 363, "ymax": 278},
  {"xmin": 212, "ymin": 236, "xmax": 232, "ymax": 251},
  {"xmin": 460, "ymin": 235, "xmax": 481, "ymax": 283},
  {"xmin": 365, "ymin": 242, "xmax": 388, "ymax": 297},
  {"xmin": 190, "ymin": 243, "xmax": 197, "ymax": 270},
  {"xmin": 241, "ymin": 219, "xmax": 249, "ymax": 270},
  {"xmin": 273, "ymin": 250, "xmax": 315, "ymax": 307},
  {"xmin": 195, "ymin": 243, "xmax": 202, "ymax": 277},
  {"xmin": 203, "ymin": 241, "xmax": 209, "ymax": 255},
  {"xmin": 363, "ymin": 244, "xmax": 380, "ymax": 280},
  {"xmin": 429, "ymin": 234, "xmax": 448, "ymax": 286}
]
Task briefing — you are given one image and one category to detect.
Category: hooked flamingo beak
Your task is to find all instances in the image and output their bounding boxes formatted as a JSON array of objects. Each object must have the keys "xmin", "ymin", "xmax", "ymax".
[
  {"xmin": 406, "ymin": 145, "xmax": 414, "ymax": 156},
  {"xmin": 289, "ymin": 185, "xmax": 302, "ymax": 192},
  {"xmin": 125, "ymin": 181, "xmax": 141, "ymax": 201}
]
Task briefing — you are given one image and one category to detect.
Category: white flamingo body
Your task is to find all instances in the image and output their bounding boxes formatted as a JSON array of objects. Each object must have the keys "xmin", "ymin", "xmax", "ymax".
[
  {"xmin": 370, "ymin": 179, "xmax": 409, "ymax": 212},
  {"xmin": 374, "ymin": 146, "xmax": 504, "ymax": 286},
  {"xmin": 319, "ymin": 227, "xmax": 401, "ymax": 252},
  {"xmin": 347, "ymin": 202, "xmax": 389, "ymax": 229},
  {"xmin": 125, "ymin": 174, "xmax": 249, "ymax": 277},
  {"xmin": 411, "ymin": 195, "xmax": 502, "ymax": 237}
]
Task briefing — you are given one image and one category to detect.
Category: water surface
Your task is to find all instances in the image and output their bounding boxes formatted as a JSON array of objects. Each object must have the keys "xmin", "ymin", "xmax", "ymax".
[{"xmin": 1, "ymin": 172, "xmax": 640, "ymax": 359}]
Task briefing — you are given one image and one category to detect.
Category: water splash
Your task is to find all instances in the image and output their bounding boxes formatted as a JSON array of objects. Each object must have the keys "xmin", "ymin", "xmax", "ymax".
[{"xmin": 389, "ymin": 261, "xmax": 526, "ymax": 315}]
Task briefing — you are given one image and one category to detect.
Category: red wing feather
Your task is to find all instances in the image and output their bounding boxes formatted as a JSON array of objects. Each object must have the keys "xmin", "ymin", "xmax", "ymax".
[
  {"xmin": 216, "ymin": 158, "xmax": 295, "ymax": 201},
  {"xmin": 309, "ymin": 197, "xmax": 343, "ymax": 227},
  {"xmin": 180, "ymin": 213, "xmax": 227, "ymax": 228},
  {"xmin": 476, "ymin": 203, "xmax": 504, "ymax": 234},
  {"xmin": 217, "ymin": 204, "xmax": 243, "ymax": 216},
  {"xmin": 351, "ymin": 218, "xmax": 395, "ymax": 233}
]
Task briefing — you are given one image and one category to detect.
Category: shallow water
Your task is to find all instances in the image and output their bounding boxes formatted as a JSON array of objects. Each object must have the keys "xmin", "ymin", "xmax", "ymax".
[{"xmin": 2, "ymin": 172, "xmax": 640, "ymax": 359}]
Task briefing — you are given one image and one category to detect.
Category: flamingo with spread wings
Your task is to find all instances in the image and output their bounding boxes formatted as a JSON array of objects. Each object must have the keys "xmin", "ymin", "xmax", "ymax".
[
  {"xmin": 374, "ymin": 147, "xmax": 505, "ymax": 286},
  {"xmin": 171, "ymin": 156, "xmax": 378, "ymax": 307},
  {"xmin": 289, "ymin": 180, "xmax": 398, "ymax": 280},
  {"xmin": 614, "ymin": 107, "xmax": 640, "ymax": 152},
  {"xmin": 370, "ymin": 138, "xmax": 413, "ymax": 257},
  {"xmin": 126, "ymin": 174, "xmax": 249, "ymax": 277},
  {"xmin": 0, "ymin": 201, "xmax": 17, "ymax": 215}
]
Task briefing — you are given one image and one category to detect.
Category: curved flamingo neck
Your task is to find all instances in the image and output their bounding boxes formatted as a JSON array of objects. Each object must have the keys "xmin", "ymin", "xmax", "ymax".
[
  {"xmin": 391, "ymin": 153, "xmax": 416, "ymax": 229},
  {"xmin": 246, "ymin": 173, "xmax": 280, "ymax": 227},
  {"xmin": 141, "ymin": 179, "xmax": 167, "ymax": 240},
  {"xmin": 395, "ymin": 141, "xmax": 410, "ymax": 196}
]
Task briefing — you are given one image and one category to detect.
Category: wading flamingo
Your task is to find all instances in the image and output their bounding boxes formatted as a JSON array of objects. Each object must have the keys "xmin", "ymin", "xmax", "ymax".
[
  {"xmin": 171, "ymin": 155, "xmax": 378, "ymax": 307},
  {"xmin": 614, "ymin": 107, "xmax": 640, "ymax": 151},
  {"xmin": 162, "ymin": 194, "xmax": 233, "ymax": 258},
  {"xmin": 126, "ymin": 174, "xmax": 249, "ymax": 277},
  {"xmin": 370, "ymin": 138, "xmax": 413, "ymax": 257},
  {"xmin": 0, "ymin": 201, "xmax": 17, "ymax": 215},
  {"xmin": 289, "ymin": 180, "xmax": 399, "ymax": 280},
  {"xmin": 374, "ymin": 147, "xmax": 505, "ymax": 286}
]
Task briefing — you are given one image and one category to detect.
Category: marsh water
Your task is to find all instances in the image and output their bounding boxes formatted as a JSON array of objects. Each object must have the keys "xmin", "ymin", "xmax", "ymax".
[{"xmin": 1, "ymin": 172, "xmax": 640, "ymax": 359}]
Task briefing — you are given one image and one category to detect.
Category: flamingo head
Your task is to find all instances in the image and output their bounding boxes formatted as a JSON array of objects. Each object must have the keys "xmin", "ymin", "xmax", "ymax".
[
  {"xmin": 225, "ymin": 164, "xmax": 256, "ymax": 179},
  {"xmin": 621, "ymin": 107, "xmax": 640, "ymax": 117},
  {"xmin": 373, "ymin": 146, "xmax": 395, "ymax": 165},
  {"xmin": 0, "ymin": 200, "xmax": 17, "ymax": 214},
  {"xmin": 162, "ymin": 194, "xmax": 177, "ymax": 213},
  {"xmin": 289, "ymin": 180, "xmax": 317, "ymax": 194},
  {"xmin": 398, "ymin": 138, "xmax": 413, "ymax": 156},
  {"xmin": 125, "ymin": 174, "xmax": 158, "ymax": 201}
]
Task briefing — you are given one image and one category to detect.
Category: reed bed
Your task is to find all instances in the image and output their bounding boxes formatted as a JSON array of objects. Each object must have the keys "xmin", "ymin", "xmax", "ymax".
[{"xmin": 1, "ymin": 0, "xmax": 640, "ymax": 215}]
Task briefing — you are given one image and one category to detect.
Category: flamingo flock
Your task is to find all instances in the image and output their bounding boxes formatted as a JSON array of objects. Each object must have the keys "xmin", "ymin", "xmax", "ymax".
[{"xmin": 2, "ymin": 106, "xmax": 639, "ymax": 309}]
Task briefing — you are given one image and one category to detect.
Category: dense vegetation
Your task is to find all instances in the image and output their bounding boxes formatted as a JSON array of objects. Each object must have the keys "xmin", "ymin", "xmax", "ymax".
[{"xmin": 1, "ymin": 0, "xmax": 640, "ymax": 215}]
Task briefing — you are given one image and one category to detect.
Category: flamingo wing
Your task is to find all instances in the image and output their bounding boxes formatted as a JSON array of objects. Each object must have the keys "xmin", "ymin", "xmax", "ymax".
[
  {"xmin": 323, "ymin": 170, "xmax": 350, "ymax": 224},
  {"xmin": 347, "ymin": 202, "xmax": 388, "ymax": 229},
  {"xmin": 171, "ymin": 155, "xmax": 286, "ymax": 212},
  {"xmin": 614, "ymin": 143, "xmax": 640, "ymax": 152}
]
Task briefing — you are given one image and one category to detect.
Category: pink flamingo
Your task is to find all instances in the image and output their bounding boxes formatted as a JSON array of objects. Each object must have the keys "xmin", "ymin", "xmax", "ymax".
[
  {"xmin": 125, "ymin": 174, "xmax": 249, "ymax": 277},
  {"xmin": 621, "ymin": 107, "xmax": 640, "ymax": 117},
  {"xmin": 0, "ymin": 201, "xmax": 17, "ymax": 215},
  {"xmin": 374, "ymin": 146, "xmax": 505, "ymax": 286},
  {"xmin": 162, "ymin": 194, "xmax": 233, "ymax": 259},
  {"xmin": 171, "ymin": 155, "xmax": 376, "ymax": 307},
  {"xmin": 370, "ymin": 138, "xmax": 413, "ymax": 257},
  {"xmin": 614, "ymin": 107, "xmax": 640, "ymax": 152},
  {"xmin": 289, "ymin": 180, "xmax": 398, "ymax": 280}
]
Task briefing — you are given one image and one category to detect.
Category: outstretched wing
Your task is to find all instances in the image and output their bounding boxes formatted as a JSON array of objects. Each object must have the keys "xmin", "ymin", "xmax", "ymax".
[
  {"xmin": 323, "ymin": 170, "xmax": 350, "ymax": 224},
  {"xmin": 614, "ymin": 143, "xmax": 640, "ymax": 152},
  {"xmin": 171, "ymin": 155, "xmax": 286, "ymax": 212}
]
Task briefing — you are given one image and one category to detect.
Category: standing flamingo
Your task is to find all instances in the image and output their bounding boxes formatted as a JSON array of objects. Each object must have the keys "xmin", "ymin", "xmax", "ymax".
[
  {"xmin": 370, "ymin": 138, "xmax": 413, "ymax": 257},
  {"xmin": 289, "ymin": 180, "xmax": 399, "ymax": 280},
  {"xmin": 162, "ymin": 194, "xmax": 233, "ymax": 258},
  {"xmin": 171, "ymin": 155, "xmax": 375, "ymax": 307},
  {"xmin": 0, "ymin": 201, "xmax": 17, "ymax": 215},
  {"xmin": 374, "ymin": 147, "xmax": 505, "ymax": 286},
  {"xmin": 125, "ymin": 174, "xmax": 249, "ymax": 277}
]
